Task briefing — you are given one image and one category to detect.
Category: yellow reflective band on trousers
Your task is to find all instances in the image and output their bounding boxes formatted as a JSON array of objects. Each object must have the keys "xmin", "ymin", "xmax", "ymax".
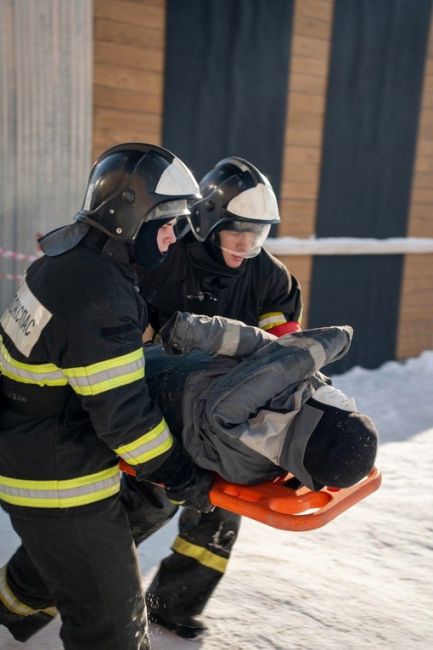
[
  {"xmin": 172, "ymin": 536, "xmax": 228, "ymax": 574},
  {"xmin": 0, "ymin": 566, "xmax": 57, "ymax": 618},
  {"xmin": 115, "ymin": 419, "xmax": 173, "ymax": 465},
  {"xmin": 64, "ymin": 348, "xmax": 145, "ymax": 396},
  {"xmin": 258, "ymin": 311, "xmax": 287, "ymax": 331},
  {"xmin": 0, "ymin": 336, "xmax": 67, "ymax": 387},
  {"xmin": 0, "ymin": 466, "xmax": 120, "ymax": 508}
]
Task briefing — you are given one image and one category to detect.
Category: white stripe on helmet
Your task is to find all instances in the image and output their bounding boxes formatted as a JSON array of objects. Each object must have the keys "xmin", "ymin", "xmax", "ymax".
[
  {"xmin": 226, "ymin": 183, "xmax": 279, "ymax": 222},
  {"xmin": 155, "ymin": 158, "xmax": 199, "ymax": 196}
]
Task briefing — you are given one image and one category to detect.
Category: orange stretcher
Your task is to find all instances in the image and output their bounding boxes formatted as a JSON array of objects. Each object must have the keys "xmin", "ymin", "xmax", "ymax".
[
  {"xmin": 119, "ymin": 459, "xmax": 381, "ymax": 532},
  {"xmin": 209, "ymin": 469, "xmax": 381, "ymax": 531}
]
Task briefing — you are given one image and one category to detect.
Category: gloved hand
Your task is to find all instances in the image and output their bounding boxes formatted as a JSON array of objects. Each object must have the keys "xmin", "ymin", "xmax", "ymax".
[
  {"xmin": 159, "ymin": 311, "xmax": 186, "ymax": 355},
  {"xmin": 165, "ymin": 465, "xmax": 215, "ymax": 513},
  {"xmin": 143, "ymin": 440, "xmax": 215, "ymax": 513}
]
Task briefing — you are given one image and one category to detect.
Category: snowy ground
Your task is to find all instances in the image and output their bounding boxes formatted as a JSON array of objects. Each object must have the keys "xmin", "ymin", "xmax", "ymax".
[{"xmin": 1, "ymin": 351, "xmax": 433, "ymax": 650}]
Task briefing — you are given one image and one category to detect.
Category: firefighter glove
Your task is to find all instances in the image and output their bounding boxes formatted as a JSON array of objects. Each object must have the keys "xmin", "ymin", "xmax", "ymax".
[{"xmin": 165, "ymin": 466, "xmax": 215, "ymax": 513}]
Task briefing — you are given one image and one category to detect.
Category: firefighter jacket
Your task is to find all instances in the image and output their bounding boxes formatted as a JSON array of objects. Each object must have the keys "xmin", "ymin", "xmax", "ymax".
[
  {"xmin": 154, "ymin": 312, "xmax": 352, "ymax": 486},
  {"xmin": 0, "ymin": 232, "xmax": 180, "ymax": 512},
  {"xmin": 137, "ymin": 234, "xmax": 302, "ymax": 336}
]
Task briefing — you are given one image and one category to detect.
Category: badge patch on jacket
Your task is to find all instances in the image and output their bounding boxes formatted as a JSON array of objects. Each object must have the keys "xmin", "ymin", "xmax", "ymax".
[{"xmin": 0, "ymin": 280, "xmax": 52, "ymax": 357}]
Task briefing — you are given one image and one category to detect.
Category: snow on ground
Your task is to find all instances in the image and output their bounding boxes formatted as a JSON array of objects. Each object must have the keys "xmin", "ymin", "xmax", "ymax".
[{"xmin": 1, "ymin": 351, "xmax": 433, "ymax": 649}]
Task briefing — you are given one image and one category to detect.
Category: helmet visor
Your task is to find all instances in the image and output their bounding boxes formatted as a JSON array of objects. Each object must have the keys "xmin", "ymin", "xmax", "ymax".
[
  {"xmin": 146, "ymin": 199, "xmax": 190, "ymax": 222},
  {"xmin": 146, "ymin": 199, "xmax": 191, "ymax": 240},
  {"xmin": 215, "ymin": 220, "xmax": 271, "ymax": 259}
]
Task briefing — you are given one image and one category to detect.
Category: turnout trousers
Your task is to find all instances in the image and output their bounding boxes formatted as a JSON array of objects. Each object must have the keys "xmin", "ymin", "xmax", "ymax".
[
  {"xmin": 146, "ymin": 507, "xmax": 241, "ymax": 622},
  {"xmin": 0, "ymin": 496, "xmax": 149, "ymax": 650},
  {"xmin": 124, "ymin": 481, "xmax": 241, "ymax": 623}
]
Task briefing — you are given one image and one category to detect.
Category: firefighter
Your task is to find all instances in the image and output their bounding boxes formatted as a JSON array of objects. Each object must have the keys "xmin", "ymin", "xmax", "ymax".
[
  {"xmin": 132, "ymin": 157, "xmax": 303, "ymax": 640},
  {"xmin": 0, "ymin": 143, "xmax": 213, "ymax": 650}
]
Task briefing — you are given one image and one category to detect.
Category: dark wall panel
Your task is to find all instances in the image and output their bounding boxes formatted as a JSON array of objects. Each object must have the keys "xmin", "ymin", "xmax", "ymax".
[
  {"xmin": 310, "ymin": 0, "xmax": 432, "ymax": 371},
  {"xmin": 163, "ymin": 0, "xmax": 294, "ymax": 203},
  {"xmin": 310, "ymin": 256, "xmax": 403, "ymax": 373}
]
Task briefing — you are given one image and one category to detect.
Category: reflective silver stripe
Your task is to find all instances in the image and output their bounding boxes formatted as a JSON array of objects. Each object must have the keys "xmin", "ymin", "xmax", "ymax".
[
  {"xmin": 1, "ymin": 476, "xmax": 117, "ymax": 500},
  {"xmin": 217, "ymin": 325, "xmax": 241, "ymax": 356},
  {"xmin": 0, "ymin": 565, "xmax": 36, "ymax": 616},
  {"xmin": 258, "ymin": 312, "xmax": 286, "ymax": 330},
  {"xmin": 66, "ymin": 356, "xmax": 144, "ymax": 391},
  {"xmin": 0, "ymin": 337, "xmax": 145, "ymax": 393},
  {"xmin": 116, "ymin": 420, "xmax": 173, "ymax": 465},
  {"xmin": 0, "ymin": 336, "xmax": 66, "ymax": 385},
  {"xmin": 63, "ymin": 349, "xmax": 145, "ymax": 396},
  {"xmin": 0, "ymin": 468, "xmax": 120, "ymax": 508},
  {"xmin": 0, "ymin": 565, "xmax": 57, "ymax": 617},
  {"xmin": 288, "ymin": 337, "xmax": 327, "ymax": 370}
]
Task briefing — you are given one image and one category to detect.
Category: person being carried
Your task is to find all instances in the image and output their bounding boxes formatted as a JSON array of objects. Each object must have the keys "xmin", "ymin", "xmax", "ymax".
[
  {"xmin": 0, "ymin": 143, "xmax": 213, "ymax": 650},
  {"xmin": 124, "ymin": 312, "xmax": 378, "ymax": 639},
  {"xmin": 146, "ymin": 312, "xmax": 378, "ymax": 493}
]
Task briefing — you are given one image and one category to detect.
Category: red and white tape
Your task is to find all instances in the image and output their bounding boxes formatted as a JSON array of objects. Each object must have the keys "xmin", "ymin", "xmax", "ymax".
[
  {"xmin": 0, "ymin": 272, "xmax": 24, "ymax": 282},
  {"xmin": 0, "ymin": 247, "xmax": 38, "ymax": 262},
  {"xmin": 0, "ymin": 247, "xmax": 39, "ymax": 282}
]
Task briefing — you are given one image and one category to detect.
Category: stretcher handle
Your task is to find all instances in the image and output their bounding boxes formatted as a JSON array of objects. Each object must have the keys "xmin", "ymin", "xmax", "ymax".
[
  {"xmin": 209, "ymin": 469, "xmax": 381, "ymax": 531},
  {"xmin": 118, "ymin": 459, "xmax": 381, "ymax": 532}
]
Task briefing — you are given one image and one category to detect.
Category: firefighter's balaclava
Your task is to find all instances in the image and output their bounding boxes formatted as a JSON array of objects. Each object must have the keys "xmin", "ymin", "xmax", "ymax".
[
  {"xmin": 39, "ymin": 143, "xmax": 200, "ymax": 259},
  {"xmin": 134, "ymin": 201, "xmax": 189, "ymax": 269},
  {"xmin": 188, "ymin": 157, "xmax": 280, "ymax": 261}
]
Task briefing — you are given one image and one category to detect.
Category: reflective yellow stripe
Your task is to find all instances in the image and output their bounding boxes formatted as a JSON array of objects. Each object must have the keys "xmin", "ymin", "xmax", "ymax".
[
  {"xmin": 115, "ymin": 419, "xmax": 173, "ymax": 465},
  {"xmin": 0, "ymin": 338, "xmax": 145, "ymax": 394},
  {"xmin": 258, "ymin": 311, "xmax": 287, "ymax": 331},
  {"xmin": 0, "ymin": 566, "xmax": 57, "ymax": 617},
  {"xmin": 0, "ymin": 466, "xmax": 120, "ymax": 508},
  {"xmin": 64, "ymin": 348, "xmax": 145, "ymax": 396},
  {"xmin": 172, "ymin": 536, "xmax": 228, "ymax": 573},
  {"xmin": 0, "ymin": 336, "xmax": 67, "ymax": 386},
  {"xmin": 64, "ymin": 349, "xmax": 144, "ymax": 377},
  {"xmin": 67, "ymin": 368, "xmax": 144, "ymax": 396}
]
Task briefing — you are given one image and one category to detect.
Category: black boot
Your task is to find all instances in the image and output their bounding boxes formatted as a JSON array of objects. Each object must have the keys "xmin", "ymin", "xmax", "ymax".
[
  {"xmin": 0, "ymin": 600, "xmax": 56, "ymax": 642},
  {"xmin": 149, "ymin": 611, "xmax": 208, "ymax": 641}
]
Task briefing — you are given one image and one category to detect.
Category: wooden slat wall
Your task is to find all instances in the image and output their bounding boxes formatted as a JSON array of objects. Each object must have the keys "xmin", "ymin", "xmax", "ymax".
[
  {"xmin": 277, "ymin": 0, "xmax": 335, "ymax": 327},
  {"xmin": 92, "ymin": 0, "xmax": 166, "ymax": 161},
  {"xmin": 397, "ymin": 16, "xmax": 433, "ymax": 359}
]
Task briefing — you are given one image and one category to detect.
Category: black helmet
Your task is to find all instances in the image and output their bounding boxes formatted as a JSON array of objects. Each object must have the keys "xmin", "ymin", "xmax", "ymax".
[
  {"xmin": 188, "ymin": 157, "xmax": 280, "ymax": 257},
  {"xmin": 75, "ymin": 142, "xmax": 200, "ymax": 242}
]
